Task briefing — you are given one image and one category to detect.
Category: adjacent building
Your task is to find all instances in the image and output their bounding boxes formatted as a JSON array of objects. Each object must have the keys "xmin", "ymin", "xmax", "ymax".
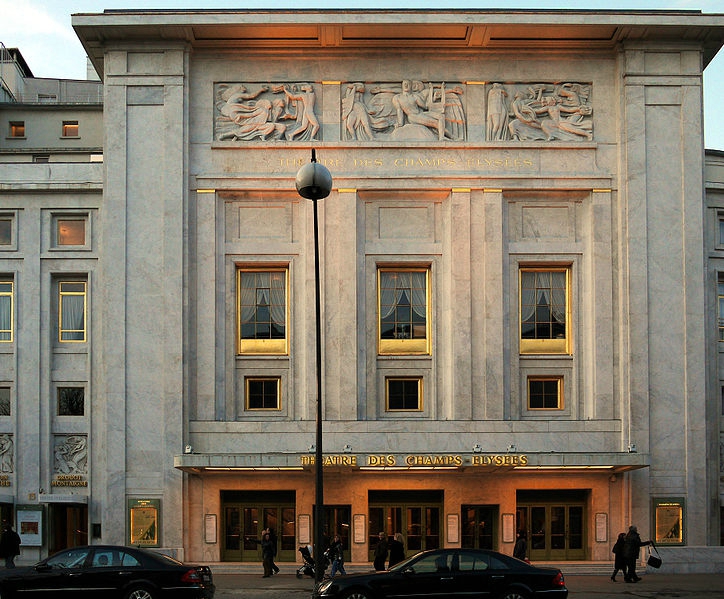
[{"xmin": 1, "ymin": 9, "xmax": 724, "ymax": 571}]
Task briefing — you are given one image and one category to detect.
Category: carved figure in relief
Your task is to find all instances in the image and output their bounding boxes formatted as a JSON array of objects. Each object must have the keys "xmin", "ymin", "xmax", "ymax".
[
  {"xmin": 503, "ymin": 82, "xmax": 593, "ymax": 142},
  {"xmin": 392, "ymin": 79, "xmax": 446, "ymax": 140},
  {"xmin": 486, "ymin": 83, "xmax": 509, "ymax": 141},
  {"xmin": 0, "ymin": 435, "xmax": 12, "ymax": 473},
  {"xmin": 54, "ymin": 435, "xmax": 87, "ymax": 475},
  {"xmin": 342, "ymin": 83, "xmax": 374, "ymax": 141},
  {"xmin": 283, "ymin": 83, "xmax": 320, "ymax": 141}
]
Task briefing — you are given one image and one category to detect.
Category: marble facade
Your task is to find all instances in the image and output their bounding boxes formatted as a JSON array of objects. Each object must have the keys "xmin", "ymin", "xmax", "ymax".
[{"xmin": 1, "ymin": 9, "xmax": 722, "ymax": 570}]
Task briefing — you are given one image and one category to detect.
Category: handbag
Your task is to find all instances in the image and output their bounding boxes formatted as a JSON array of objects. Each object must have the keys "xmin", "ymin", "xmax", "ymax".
[{"xmin": 647, "ymin": 545, "xmax": 662, "ymax": 569}]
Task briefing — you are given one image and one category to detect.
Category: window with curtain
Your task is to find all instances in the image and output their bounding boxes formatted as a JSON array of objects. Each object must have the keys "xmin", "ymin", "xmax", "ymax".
[
  {"xmin": 59, "ymin": 281, "xmax": 86, "ymax": 342},
  {"xmin": 246, "ymin": 377, "xmax": 281, "ymax": 410},
  {"xmin": 386, "ymin": 377, "xmax": 423, "ymax": 411},
  {"xmin": 378, "ymin": 268, "xmax": 430, "ymax": 355},
  {"xmin": 238, "ymin": 268, "xmax": 288, "ymax": 354},
  {"xmin": 519, "ymin": 267, "xmax": 570, "ymax": 354},
  {"xmin": 0, "ymin": 282, "xmax": 12, "ymax": 342},
  {"xmin": 528, "ymin": 376, "xmax": 563, "ymax": 410}
]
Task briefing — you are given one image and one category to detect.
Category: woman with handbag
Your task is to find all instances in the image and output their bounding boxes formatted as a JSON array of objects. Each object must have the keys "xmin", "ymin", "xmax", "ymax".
[{"xmin": 622, "ymin": 525, "xmax": 652, "ymax": 582}]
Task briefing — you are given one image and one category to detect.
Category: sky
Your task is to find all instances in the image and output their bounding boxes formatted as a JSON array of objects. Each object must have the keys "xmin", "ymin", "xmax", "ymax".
[{"xmin": 0, "ymin": 0, "xmax": 722, "ymax": 149}]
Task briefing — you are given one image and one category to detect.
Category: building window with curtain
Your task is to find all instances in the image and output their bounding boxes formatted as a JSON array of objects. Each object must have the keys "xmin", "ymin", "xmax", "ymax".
[
  {"xmin": 238, "ymin": 268, "xmax": 288, "ymax": 354},
  {"xmin": 59, "ymin": 281, "xmax": 87, "ymax": 342},
  {"xmin": 0, "ymin": 281, "xmax": 12, "ymax": 342},
  {"xmin": 378, "ymin": 268, "xmax": 430, "ymax": 355},
  {"xmin": 519, "ymin": 267, "xmax": 570, "ymax": 354}
]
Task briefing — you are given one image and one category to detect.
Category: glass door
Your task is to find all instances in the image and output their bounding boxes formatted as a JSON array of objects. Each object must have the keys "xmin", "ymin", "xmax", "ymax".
[
  {"xmin": 461, "ymin": 505, "xmax": 498, "ymax": 550},
  {"xmin": 517, "ymin": 503, "xmax": 585, "ymax": 560}
]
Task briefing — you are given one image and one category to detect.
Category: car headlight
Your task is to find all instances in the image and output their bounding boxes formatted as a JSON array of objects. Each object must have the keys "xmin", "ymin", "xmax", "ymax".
[{"xmin": 316, "ymin": 580, "xmax": 333, "ymax": 595}]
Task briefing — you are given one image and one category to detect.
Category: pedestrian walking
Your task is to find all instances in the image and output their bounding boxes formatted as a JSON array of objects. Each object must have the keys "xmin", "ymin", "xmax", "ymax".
[
  {"xmin": 0, "ymin": 521, "xmax": 20, "ymax": 569},
  {"xmin": 622, "ymin": 525, "xmax": 652, "ymax": 582},
  {"xmin": 373, "ymin": 532, "xmax": 388, "ymax": 571},
  {"xmin": 610, "ymin": 532, "xmax": 626, "ymax": 581}
]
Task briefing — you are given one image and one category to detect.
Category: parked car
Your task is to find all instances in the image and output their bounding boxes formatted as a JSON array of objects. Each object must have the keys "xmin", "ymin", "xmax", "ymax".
[
  {"xmin": 0, "ymin": 544, "xmax": 215, "ymax": 599},
  {"xmin": 313, "ymin": 548, "xmax": 567, "ymax": 599}
]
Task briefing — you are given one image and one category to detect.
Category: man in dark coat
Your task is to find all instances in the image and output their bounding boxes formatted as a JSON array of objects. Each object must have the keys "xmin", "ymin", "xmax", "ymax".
[
  {"xmin": 373, "ymin": 531, "xmax": 388, "ymax": 571},
  {"xmin": 0, "ymin": 521, "xmax": 20, "ymax": 568},
  {"xmin": 622, "ymin": 525, "xmax": 652, "ymax": 582}
]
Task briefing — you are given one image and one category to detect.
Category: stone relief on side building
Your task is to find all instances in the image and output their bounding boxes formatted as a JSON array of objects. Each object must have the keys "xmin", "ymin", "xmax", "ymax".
[
  {"xmin": 0, "ymin": 434, "xmax": 12, "ymax": 473},
  {"xmin": 54, "ymin": 435, "xmax": 88, "ymax": 475},
  {"xmin": 487, "ymin": 82, "xmax": 593, "ymax": 142}
]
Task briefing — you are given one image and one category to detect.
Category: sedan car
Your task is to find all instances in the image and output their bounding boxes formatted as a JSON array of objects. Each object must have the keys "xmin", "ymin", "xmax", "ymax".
[
  {"xmin": 0, "ymin": 544, "xmax": 215, "ymax": 599},
  {"xmin": 313, "ymin": 548, "xmax": 567, "ymax": 599}
]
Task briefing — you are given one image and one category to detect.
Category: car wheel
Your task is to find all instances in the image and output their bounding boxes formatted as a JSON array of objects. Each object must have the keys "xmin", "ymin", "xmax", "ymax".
[
  {"xmin": 124, "ymin": 586, "xmax": 157, "ymax": 599},
  {"xmin": 501, "ymin": 590, "xmax": 530, "ymax": 599},
  {"xmin": 341, "ymin": 589, "xmax": 374, "ymax": 599}
]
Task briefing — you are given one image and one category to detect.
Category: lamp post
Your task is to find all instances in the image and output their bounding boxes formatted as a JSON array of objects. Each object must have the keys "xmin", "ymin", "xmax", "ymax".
[{"xmin": 296, "ymin": 149, "xmax": 332, "ymax": 584}]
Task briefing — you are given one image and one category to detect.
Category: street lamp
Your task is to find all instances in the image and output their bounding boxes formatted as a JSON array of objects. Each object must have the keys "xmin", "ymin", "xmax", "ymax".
[{"xmin": 296, "ymin": 149, "xmax": 332, "ymax": 583}]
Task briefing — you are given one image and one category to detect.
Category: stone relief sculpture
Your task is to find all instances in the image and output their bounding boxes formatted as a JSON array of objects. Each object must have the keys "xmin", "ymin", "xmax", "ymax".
[
  {"xmin": 486, "ymin": 82, "xmax": 593, "ymax": 142},
  {"xmin": 54, "ymin": 434, "xmax": 88, "ymax": 475},
  {"xmin": 0, "ymin": 434, "xmax": 12, "ymax": 473},
  {"xmin": 215, "ymin": 83, "xmax": 321, "ymax": 141},
  {"xmin": 342, "ymin": 80, "xmax": 466, "ymax": 141}
]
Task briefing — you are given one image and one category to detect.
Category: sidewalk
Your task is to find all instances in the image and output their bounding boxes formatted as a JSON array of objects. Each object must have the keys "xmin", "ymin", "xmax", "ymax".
[{"xmin": 212, "ymin": 572, "xmax": 724, "ymax": 599}]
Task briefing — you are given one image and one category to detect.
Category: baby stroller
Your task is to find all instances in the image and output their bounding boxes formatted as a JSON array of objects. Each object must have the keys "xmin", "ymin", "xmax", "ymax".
[{"xmin": 296, "ymin": 545, "xmax": 329, "ymax": 579}]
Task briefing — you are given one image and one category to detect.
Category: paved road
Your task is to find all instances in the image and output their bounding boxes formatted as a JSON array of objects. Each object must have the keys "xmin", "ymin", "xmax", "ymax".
[{"xmin": 213, "ymin": 572, "xmax": 724, "ymax": 598}]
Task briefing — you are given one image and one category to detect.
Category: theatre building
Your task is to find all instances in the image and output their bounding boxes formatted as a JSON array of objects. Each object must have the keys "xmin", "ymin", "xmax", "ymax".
[{"xmin": 1, "ymin": 9, "xmax": 724, "ymax": 569}]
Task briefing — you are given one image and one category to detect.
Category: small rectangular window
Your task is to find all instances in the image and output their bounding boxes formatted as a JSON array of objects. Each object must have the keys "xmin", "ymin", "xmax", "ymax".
[
  {"xmin": 59, "ymin": 281, "xmax": 87, "ymax": 342},
  {"xmin": 0, "ymin": 282, "xmax": 13, "ymax": 342},
  {"xmin": 719, "ymin": 217, "xmax": 724, "ymax": 246},
  {"xmin": 0, "ymin": 387, "xmax": 10, "ymax": 416},
  {"xmin": 9, "ymin": 122, "xmax": 25, "ymax": 138},
  {"xmin": 0, "ymin": 219, "xmax": 10, "ymax": 245},
  {"xmin": 62, "ymin": 121, "xmax": 79, "ymax": 137},
  {"xmin": 58, "ymin": 387, "xmax": 84, "ymax": 416},
  {"xmin": 57, "ymin": 218, "xmax": 86, "ymax": 246},
  {"xmin": 246, "ymin": 378, "xmax": 281, "ymax": 410},
  {"xmin": 386, "ymin": 377, "xmax": 423, "ymax": 411},
  {"xmin": 33, "ymin": 154, "xmax": 50, "ymax": 163},
  {"xmin": 528, "ymin": 376, "xmax": 563, "ymax": 410},
  {"xmin": 238, "ymin": 268, "xmax": 288, "ymax": 355}
]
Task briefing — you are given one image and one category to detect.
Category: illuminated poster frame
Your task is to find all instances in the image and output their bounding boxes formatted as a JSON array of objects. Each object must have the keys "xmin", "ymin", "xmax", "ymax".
[
  {"xmin": 653, "ymin": 497, "xmax": 685, "ymax": 545},
  {"xmin": 128, "ymin": 498, "xmax": 160, "ymax": 547}
]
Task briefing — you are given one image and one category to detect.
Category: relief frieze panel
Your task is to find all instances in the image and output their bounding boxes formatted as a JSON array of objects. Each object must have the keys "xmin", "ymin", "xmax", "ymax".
[
  {"xmin": 213, "ymin": 80, "xmax": 592, "ymax": 143},
  {"xmin": 342, "ymin": 80, "xmax": 466, "ymax": 141},
  {"xmin": 486, "ymin": 82, "xmax": 593, "ymax": 142},
  {"xmin": 215, "ymin": 82, "xmax": 320, "ymax": 141}
]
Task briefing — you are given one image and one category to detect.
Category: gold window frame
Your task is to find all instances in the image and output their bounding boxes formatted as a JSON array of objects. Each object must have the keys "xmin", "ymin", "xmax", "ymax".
[
  {"xmin": 58, "ymin": 281, "xmax": 87, "ymax": 343},
  {"xmin": 378, "ymin": 267, "xmax": 431, "ymax": 355},
  {"xmin": 237, "ymin": 267, "xmax": 289, "ymax": 355},
  {"xmin": 386, "ymin": 377, "xmax": 423, "ymax": 412},
  {"xmin": 519, "ymin": 266, "xmax": 571, "ymax": 355},
  {"xmin": 245, "ymin": 377, "xmax": 282, "ymax": 411},
  {"xmin": 9, "ymin": 122, "xmax": 25, "ymax": 138},
  {"xmin": 0, "ymin": 281, "xmax": 13, "ymax": 342},
  {"xmin": 527, "ymin": 376, "xmax": 564, "ymax": 410}
]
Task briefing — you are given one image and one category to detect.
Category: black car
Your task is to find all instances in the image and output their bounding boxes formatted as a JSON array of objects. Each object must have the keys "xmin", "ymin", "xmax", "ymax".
[
  {"xmin": 313, "ymin": 548, "xmax": 567, "ymax": 599},
  {"xmin": 0, "ymin": 544, "xmax": 215, "ymax": 599}
]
